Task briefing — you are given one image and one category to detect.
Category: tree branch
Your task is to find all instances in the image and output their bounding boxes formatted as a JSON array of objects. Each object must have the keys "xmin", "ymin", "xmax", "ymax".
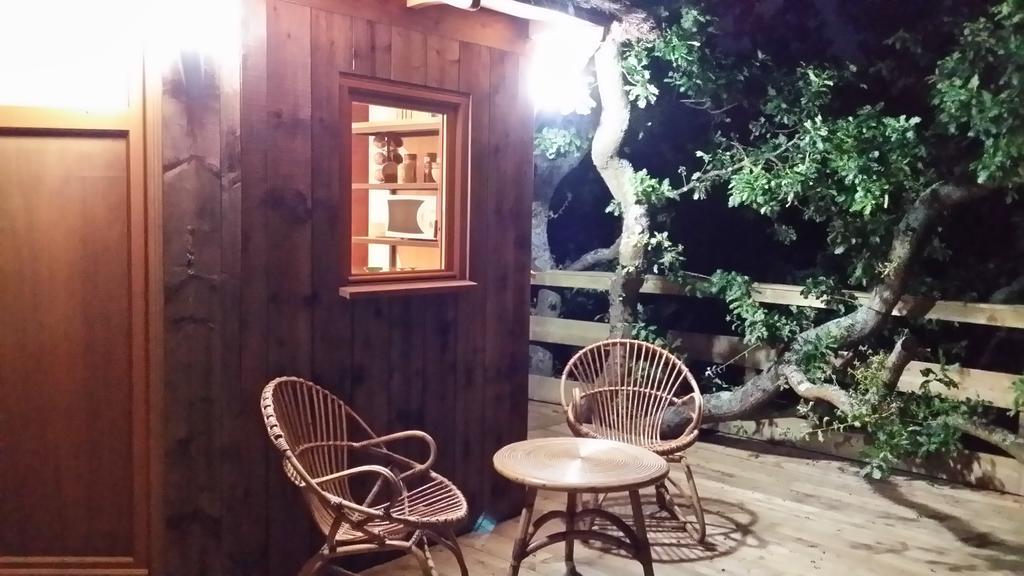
[
  {"xmin": 881, "ymin": 336, "xmax": 919, "ymax": 393},
  {"xmin": 674, "ymin": 165, "xmax": 741, "ymax": 197},
  {"xmin": 780, "ymin": 364, "xmax": 854, "ymax": 412},
  {"xmin": 990, "ymin": 274, "xmax": 1024, "ymax": 304},
  {"xmin": 523, "ymin": 0, "xmax": 657, "ymax": 38},
  {"xmin": 792, "ymin": 182, "xmax": 997, "ymax": 351},
  {"xmin": 701, "ymin": 365, "xmax": 787, "ymax": 423},
  {"xmin": 866, "ymin": 183, "xmax": 995, "ymax": 315},
  {"xmin": 779, "ymin": 363, "xmax": 1024, "ymax": 462},
  {"xmin": 702, "ymin": 181, "xmax": 1002, "ymax": 432},
  {"xmin": 532, "ymin": 202, "xmax": 557, "ymax": 271},
  {"xmin": 674, "ymin": 139, "xmax": 798, "ymax": 198},
  {"xmin": 954, "ymin": 418, "xmax": 1024, "ymax": 461},
  {"xmin": 564, "ymin": 237, "xmax": 622, "ymax": 271}
]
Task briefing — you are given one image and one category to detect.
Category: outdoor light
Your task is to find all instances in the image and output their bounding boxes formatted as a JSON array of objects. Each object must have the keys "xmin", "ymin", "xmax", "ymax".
[
  {"xmin": 527, "ymin": 21, "xmax": 603, "ymax": 115},
  {"xmin": 0, "ymin": 0, "xmax": 136, "ymax": 109},
  {"xmin": 150, "ymin": 0, "xmax": 241, "ymax": 67},
  {"xmin": 0, "ymin": 0, "xmax": 239, "ymax": 110}
]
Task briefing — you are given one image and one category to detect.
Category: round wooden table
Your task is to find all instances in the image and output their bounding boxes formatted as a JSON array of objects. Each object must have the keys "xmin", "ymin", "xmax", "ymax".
[{"xmin": 494, "ymin": 437, "xmax": 669, "ymax": 576}]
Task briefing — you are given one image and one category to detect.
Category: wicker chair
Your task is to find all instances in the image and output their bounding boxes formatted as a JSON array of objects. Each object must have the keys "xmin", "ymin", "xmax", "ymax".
[
  {"xmin": 261, "ymin": 377, "xmax": 470, "ymax": 576},
  {"xmin": 560, "ymin": 339, "xmax": 706, "ymax": 542}
]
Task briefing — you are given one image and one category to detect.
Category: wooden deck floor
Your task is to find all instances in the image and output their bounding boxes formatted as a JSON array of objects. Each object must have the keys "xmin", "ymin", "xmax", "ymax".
[{"xmin": 364, "ymin": 401, "xmax": 1024, "ymax": 576}]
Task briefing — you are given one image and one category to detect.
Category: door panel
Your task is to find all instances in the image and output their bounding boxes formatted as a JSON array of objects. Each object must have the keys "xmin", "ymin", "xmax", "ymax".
[{"xmin": 0, "ymin": 128, "xmax": 151, "ymax": 574}]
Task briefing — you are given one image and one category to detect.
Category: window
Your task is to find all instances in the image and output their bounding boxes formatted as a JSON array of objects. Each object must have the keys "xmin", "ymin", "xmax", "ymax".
[{"xmin": 339, "ymin": 75, "xmax": 472, "ymax": 298}]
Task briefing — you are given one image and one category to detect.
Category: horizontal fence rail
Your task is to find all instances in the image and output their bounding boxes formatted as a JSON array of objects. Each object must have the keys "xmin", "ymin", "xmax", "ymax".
[
  {"xmin": 533, "ymin": 270, "xmax": 1024, "ymax": 330},
  {"xmin": 529, "ymin": 316, "xmax": 1020, "ymax": 409},
  {"xmin": 528, "ymin": 270, "xmax": 1024, "ymax": 495}
]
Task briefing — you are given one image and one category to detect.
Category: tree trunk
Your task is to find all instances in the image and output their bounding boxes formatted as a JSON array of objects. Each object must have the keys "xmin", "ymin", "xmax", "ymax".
[
  {"xmin": 533, "ymin": 149, "xmax": 588, "ymax": 270},
  {"xmin": 591, "ymin": 22, "xmax": 649, "ymax": 339},
  {"xmin": 531, "ymin": 116, "xmax": 598, "ymax": 377},
  {"xmin": 531, "ymin": 201, "xmax": 557, "ymax": 271},
  {"xmin": 608, "ymin": 202, "xmax": 647, "ymax": 338},
  {"xmin": 529, "ymin": 288, "xmax": 562, "ymax": 378}
]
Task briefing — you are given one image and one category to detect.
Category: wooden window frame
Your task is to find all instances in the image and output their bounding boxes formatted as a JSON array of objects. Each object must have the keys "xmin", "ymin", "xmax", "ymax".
[{"xmin": 338, "ymin": 74, "xmax": 473, "ymax": 298}]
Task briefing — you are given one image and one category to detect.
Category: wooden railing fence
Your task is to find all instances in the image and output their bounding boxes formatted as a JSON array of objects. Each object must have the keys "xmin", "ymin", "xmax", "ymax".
[{"xmin": 529, "ymin": 270, "xmax": 1024, "ymax": 494}]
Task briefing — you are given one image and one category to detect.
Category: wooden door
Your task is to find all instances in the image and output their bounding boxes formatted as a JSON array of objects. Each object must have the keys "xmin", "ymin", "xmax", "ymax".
[{"xmin": 0, "ymin": 56, "xmax": 159, "ymax": 576}]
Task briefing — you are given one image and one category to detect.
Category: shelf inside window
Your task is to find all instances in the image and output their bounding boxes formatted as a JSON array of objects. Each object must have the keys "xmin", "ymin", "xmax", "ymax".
[
  {"xmin": 352, "ymin": 236, "xmax": 440, "ymax": 247},
  {"xmin": 352, "ymin": 118, "xmax": 441, "ymax": 135},
  {"xmin": 352, "ymin": 182, "xmax": 439, "ymax": 190}
]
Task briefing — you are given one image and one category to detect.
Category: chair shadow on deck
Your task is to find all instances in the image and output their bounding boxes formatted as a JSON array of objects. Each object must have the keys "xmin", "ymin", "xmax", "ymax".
[{"xmin": 582, "ymin": 493, "xmax": 762, "ymax": 563}]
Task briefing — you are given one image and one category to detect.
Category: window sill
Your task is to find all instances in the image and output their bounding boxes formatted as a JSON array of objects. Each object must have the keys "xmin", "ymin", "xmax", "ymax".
[{"xmin": 339, "ymin": 279, "xmax": 476, "ymax": 299}]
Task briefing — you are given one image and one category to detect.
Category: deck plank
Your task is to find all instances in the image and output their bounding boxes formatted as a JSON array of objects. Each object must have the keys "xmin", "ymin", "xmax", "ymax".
[{"xmin": 361, "ymin": 401, "xmax": 1024, "ymax": 576}]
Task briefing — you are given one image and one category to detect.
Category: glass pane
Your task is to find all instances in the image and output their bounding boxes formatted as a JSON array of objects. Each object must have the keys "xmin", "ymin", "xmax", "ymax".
[{"xmin": 350, "ymin": 100, "xmax": 445, "ymax": 276}]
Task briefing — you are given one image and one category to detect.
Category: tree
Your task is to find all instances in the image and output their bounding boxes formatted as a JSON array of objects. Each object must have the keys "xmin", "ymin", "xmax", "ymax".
[{"xmin": 550, "ymin": 0, "xmax": 1024, "ymax": 476}]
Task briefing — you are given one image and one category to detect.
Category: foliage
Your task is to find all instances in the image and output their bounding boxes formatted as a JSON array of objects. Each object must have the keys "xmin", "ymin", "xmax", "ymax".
[
  {"xmin": 534, "ymin": 126, "xmax": 586, "ymax": 160},
  {"xmin": 1011, "ymin": 376, "xmax": 1024, "ymax": 416},
  {"xmin": 700, "ymin": 271, "xmax": 816, "ymax": 348},
  {"xmin": 621, "ymin": 39, "xmax": 659, "ymax": 108},
  {"xmin": 801, "ymin": 357, "xmax": 991, "ymax": 479},
  {"xmin": 800, "ymin": 276, "xmax": 859, "ymax": 313},
  {"xmin": 631, "ymin": 169, "xmax": 679, "ymax": 207},
  {"xmin": 624, "ymin": 0, "xmax": 1023, "ymax": 287},
  {"xmin": 689, "ymin": 69, "xmax": 931, "ymax": 287},
  {"xmin": 644, "ymin": 231, "xmax": 686, "ymax": 278},
  {"xmin": 622, "ymin": 5, "xmax": 752, "ymax": 111},
  {"xmin": 933, "ymin": 0, "xmax": 1024, "ymax": 187},
  {"xmin": 598, "ymin": 0, "xmax": 1024, "ymax": 474},
  {"xmin": 629, "ymin": 305, "xmax": 683, "ymax": 353},
  {"xmin": 619, "ymin": 1, "xmax": 1023, "ymax": 330}
]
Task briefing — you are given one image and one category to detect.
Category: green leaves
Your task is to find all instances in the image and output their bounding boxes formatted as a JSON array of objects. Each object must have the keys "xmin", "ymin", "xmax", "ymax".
[
  {"xmin": 650, "ymin": 10, "xmax": 727, "ymax": 107},
  {"xmin": 629, "ymin": 305, "xmax": 683, "ymax": 353},
  {"xmin": 1011, "ymin": 376, "xmax": 1024, "ymax": 416},
  {"xmin": 697, "ymin": 79, "xmax": 930, "ymax": 286},
  {"xmin": 702, "ymin": 271, "xmax": 813, "ymax": 347},
  {"xmin": 621, "ymin": 6, "xmax": 743, "ymax": 112},
  {"xmin": 933, "ymin": 0, "xmax": 1024, "ymax": 187},
  {"xmin": 644, "ymin": 231, "xmax": 685, "ymax": 278},
  {"xmin": 801, "ymin": 276, "xmax": 858, "ymax": 313},
  {"xmin": 622, "ymin": 40, "xmax": 659, "ymax": 108},
  {"xmin": 534, "ymin": 127, "xmax": 586, "ymax": 160},
  {"xmin": 817, "ymin": 355, "xmax": 976, "ymax": 479},
  {"xmin": 631, "ymin": 169, "xmax": 679, "ymax": 207}
]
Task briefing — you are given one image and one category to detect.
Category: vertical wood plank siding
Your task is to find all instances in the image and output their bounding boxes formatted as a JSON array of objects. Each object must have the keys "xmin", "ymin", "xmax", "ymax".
[
  {"xmin": 161, "ymin": 0, "xmax": 532, "ymax": 573},
  {"xmin": 237, "ymin": 0, "xmax": 271, "ymax": 572},
  {"xmin": 162, "ymin": 51, "xmax": 226, "ymax": 575},
  {"xmin": 266, "ymin": 2, "xmax": 319, "ymax": 573},
  {"xmin": 456, "ymin": 41, "xmax": 492, "ymax": 526},
  {"xmin": 423, "ymin": 33, "xmax": 462, "ymax": 491}
]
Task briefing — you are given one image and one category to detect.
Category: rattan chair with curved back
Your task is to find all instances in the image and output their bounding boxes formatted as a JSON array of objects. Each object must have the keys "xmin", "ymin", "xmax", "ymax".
[
  {"xmin": 560, "ymin": 339, "xmax": 707, "ymax": 542},
  {"xmin": 261, "ymin": 377, "xmax": 470, "ymax": 576}
]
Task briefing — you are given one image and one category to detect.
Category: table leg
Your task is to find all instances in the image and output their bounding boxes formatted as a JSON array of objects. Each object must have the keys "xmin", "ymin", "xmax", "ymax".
[
  {"xmin": 508, "ymin": 487, "xmax": 538, "ymax": 576},
  {"xmin": 565, "ymin": 492, "xmax": 578, "ymax": 575},
  {"xmin": 629, "ymin": 490, "xmax": 655, "ymax": 576}
]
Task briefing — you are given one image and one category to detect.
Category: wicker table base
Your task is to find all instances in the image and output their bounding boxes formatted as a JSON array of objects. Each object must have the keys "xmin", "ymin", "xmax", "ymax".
[{"xmin": 493, "ymin": 438, "xmax": 670, "ymax": 576}]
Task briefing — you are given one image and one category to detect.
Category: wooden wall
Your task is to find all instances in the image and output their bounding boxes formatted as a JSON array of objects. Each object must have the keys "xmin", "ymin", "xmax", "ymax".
[{"xmin": 160, "ymin": 0, "xmax": 533, "ymax": 574}]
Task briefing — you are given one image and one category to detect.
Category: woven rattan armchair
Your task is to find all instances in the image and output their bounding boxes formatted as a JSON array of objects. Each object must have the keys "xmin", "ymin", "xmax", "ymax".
[
  {"xmin": 560, "ymin": 339, "xmax": 706, "ymax": 542},
  {"xmin": 261, "ymin": 377, "xmax": 470, "ymax": 576}
]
